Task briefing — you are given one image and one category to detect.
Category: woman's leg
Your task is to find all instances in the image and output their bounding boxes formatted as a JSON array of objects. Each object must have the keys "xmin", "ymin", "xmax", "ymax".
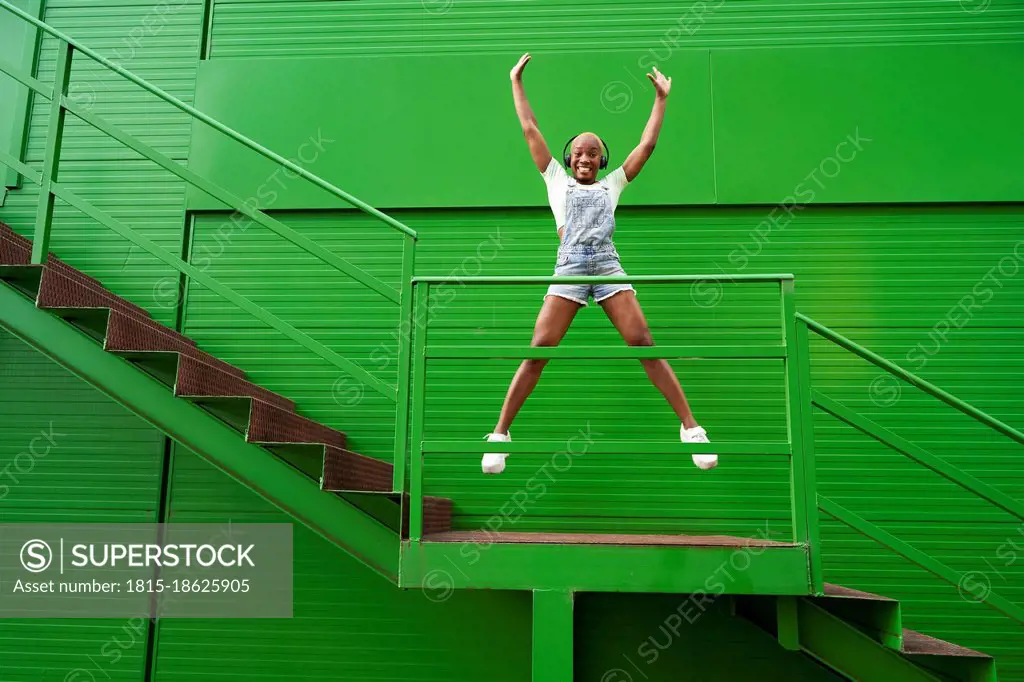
[
  {"xmin": 599, "ymin": 290, "xmax": 699, "ymax": 429},
  {"xmin": 492, "ymin": 295, "xmax": 582, "ymax": 434}
]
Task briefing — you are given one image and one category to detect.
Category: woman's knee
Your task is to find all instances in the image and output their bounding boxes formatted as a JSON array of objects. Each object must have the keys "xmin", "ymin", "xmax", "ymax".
[{"xmin": 624, "ymin": 327, "xmax": 654, "ymax": 347}]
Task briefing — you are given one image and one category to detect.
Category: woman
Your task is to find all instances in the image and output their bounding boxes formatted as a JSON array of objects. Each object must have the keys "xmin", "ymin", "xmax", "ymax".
[{"xmin": 482, "ymin": 53, "xmax": 716, "ymax": 474}]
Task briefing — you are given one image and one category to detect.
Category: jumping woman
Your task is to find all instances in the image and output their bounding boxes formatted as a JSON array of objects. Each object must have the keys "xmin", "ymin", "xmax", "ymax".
[{"xmin": 482, "ymin": 53, "xmax": 717, "ymax": 474}]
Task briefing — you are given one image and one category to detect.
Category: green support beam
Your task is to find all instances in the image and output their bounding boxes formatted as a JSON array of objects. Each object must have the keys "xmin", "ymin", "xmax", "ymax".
[
  {"xmin": 776, "ymin": 596, "xmax": 800, "ymax": 651},
  {"xmin": 796, "ymin": 599, "xmax": 941, "ymax": 682},
  {"xmin": 400, "ymin": 540, "xmax": 811, "ymax": 594},
  {"xmin": 533, "ymin": 590, "xmax": 574, "ymax": 682},
  {"xmin": 0, "ymin": 281, "xmax": 400, "ymax": 581}
]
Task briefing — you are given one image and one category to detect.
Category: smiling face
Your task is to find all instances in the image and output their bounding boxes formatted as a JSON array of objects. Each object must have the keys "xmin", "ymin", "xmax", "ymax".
[{"xmin": 569, "ymin": 132, "xmax": 604, "ymax": 184}]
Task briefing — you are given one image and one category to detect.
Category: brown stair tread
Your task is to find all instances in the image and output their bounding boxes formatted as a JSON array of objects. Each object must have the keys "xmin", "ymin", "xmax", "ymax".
[
  {"xmin": 901, "ymin": 629, "xmax": 992, "ymax": 658},
  {"xmin": 422, "ymin": 531, "xmax": 795, "ymax": 547},
  {"xmin": 246, "ymin": 398, "xmax": 347, "ymax": 449},
  {"xmin": 321, "ymin": 446, "xmax": 392, "ymax": 492},
  {"xmin": 822, "ymin": 583, "xmax": 897, "ymax": 601},
  {"xmin": 175, "ymin": 354, "xmax": 295, "ymax": 412}
]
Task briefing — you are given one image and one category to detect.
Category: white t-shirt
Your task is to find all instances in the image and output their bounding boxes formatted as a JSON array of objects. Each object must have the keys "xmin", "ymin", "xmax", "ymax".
[{"xmin": 541, "ymin": 157, "xmax": 629, "ymax": 232}]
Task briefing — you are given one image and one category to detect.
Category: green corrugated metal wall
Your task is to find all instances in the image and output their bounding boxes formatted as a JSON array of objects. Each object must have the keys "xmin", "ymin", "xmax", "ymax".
[
  {"xmin": 183, "ymin": 203, "xmax": 1024, "ymax": 677},
  {"xmin": 159, "ymin": 445, "xmax": 534, "ymax": 681},
  {"xmin": 0, "ymin": 328, "xmax": 162, "ymax": 682},
  {"xmin": 576, "ymin": 592, "xmax": 842, "ymax": 681},
  {"xmin": 207, "ymin": 0, "xmax": 1024, "ymax": 58},
  {"xmin": 1, "ymin": 0, "xmax": 1022, "ymax": 679}
]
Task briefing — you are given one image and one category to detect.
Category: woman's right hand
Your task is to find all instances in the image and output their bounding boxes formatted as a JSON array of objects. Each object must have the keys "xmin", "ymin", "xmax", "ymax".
[{"xmin": 510, "ymin": 53, "xmax": 531, "ymax": 82}]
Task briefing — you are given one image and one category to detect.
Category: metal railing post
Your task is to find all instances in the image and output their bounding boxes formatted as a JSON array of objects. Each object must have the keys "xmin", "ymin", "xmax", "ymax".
[
  {"xmin": 393, "ymin": 237, "xmax": 416, "ymax": 493},
  {"xmin": 781, "ymin": 279, "xmax": 821, "ymax": 592},
  {"xmin": 408, "ymin": 282, "xmax": 429, "ymax": 540},
  {"xmin": 31, "ymin": 40, "xmax": 72, "ymax": 264}
]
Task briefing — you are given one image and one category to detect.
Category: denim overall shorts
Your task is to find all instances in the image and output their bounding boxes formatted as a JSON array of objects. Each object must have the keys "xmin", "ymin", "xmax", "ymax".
[{"xmin": 545, "ymin": 176, "xmax": 634, "ymax": 306}]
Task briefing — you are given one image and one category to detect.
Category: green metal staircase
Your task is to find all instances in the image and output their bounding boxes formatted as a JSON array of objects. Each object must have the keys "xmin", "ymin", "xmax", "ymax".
[
  {"xmin": 1, "ymin": 3, "xmax": 1021, "ymax": 679},
  {"xmin": 0, "ymin": 222, "xmax": 1007, "ymax": 681},
  {"xmin": 737, "ymin": 586, "xmax": 997, "ymax": 682}
]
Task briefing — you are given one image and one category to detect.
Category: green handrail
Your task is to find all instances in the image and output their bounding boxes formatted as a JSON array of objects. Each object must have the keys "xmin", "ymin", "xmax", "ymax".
[
  {"xmin": 0, "ymin": 0, "xmax": 416, "ymax": 241},
  {"xmin": 797, "ymin": 312, "xmax": 1024, "ymax": 446},
  {"xmin": 0, "ymin": 2, "xmax": 417, "ymax": 411},
  {"xmin": 820, "ymin": 496, "xmax": 1024, "ymax": 624},
  {"xmin": 801, "ymin": 312, "xmax": 1023, "ymax": 620},
  {"xmin": 414, "ymin": 273, "xmax": 794, "ymax": 284},
  {"xmin": 405, "ymin": 274, "xmax": 822, "ymax": 596}
]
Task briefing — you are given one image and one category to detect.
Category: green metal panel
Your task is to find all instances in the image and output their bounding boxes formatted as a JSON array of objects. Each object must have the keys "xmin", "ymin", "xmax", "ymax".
[
  {"xmin": 187, "ymin": 4, "xmax": 1024, "ymax": 209},
  {"xmin": 711, "ymin": 43, "xmax": 1024, "ymax": 203},
  {"xmin": 185, "ymin": 49, "xmax": 715, "ymax": 210},
  {"xmin": 0, "ymin": 327, "xmax": 160, "ymax": 682},
  {"xmin": 0, "ymin": 326, "xmax": 163, "ymax": 516},
  {"xmin": 208, "ymin": 0, "xmax": 1024, "ymax": 60}
]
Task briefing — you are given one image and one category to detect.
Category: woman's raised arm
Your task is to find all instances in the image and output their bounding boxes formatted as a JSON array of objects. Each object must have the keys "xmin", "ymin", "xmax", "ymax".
[{"xmin": 510, "ymin": 53, "xmax": 554, "ymax": 173}]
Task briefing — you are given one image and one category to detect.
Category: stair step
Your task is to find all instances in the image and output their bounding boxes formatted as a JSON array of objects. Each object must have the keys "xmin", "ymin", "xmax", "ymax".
[
  {"xmin": 175, "ymin": 354, "xmax": 295, "ymax": 412},
  {"xmin": 263, "ymin": 443, "xmax": 330, "ymax": 482},
  {"xmin": 3, "ymin": 224, "xmax": 155, "ymax": 324},
  {"xmin": 901, "ymin": 629, "xmax": 997, "ymax": 682},
  {"xmin": 823, "ymin": 583, "xmax": 896, "ymax": 601},
  {"xmin": 813, "ymin": 583, "xmax": 904, "ymax": 650},
  {"xmin": 37, "ymin": 265, "xmax": 154, "ymax": 324},
  {"xmin": 0, "ymin": 264, "xmax": 44, "ymax": 297},
  {"xmin": 0, "ymin": 224, "xmax": 31, "ymax": 265},
  {"xmin": 322, "ymin": 446, "xmax": 393, "ymax": 493},
  {"xmin": 403, "ymin": 495, "xmax": 454, "ymax": 537},
  {"xmin": 1, "ymin": 222, "xmax": 414, "ymax": 539},
  {"xmin": 421, "ymin": 531, "xmax": 796, "ymax": 547},
  {"xmin": 246, "ymin": 398, "xmax": 346, "ymax": 449},
  {"xmin": 901, "ymin": 629, "xmax": 991, "ymax": 658},
  {"xmin": 104, "ymin": 310, "xmax": 243, "ymax": 379}
]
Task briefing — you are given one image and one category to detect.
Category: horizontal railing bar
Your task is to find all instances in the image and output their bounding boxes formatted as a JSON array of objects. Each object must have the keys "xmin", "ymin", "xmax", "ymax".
[
  {"xmin": 0, "ymin": 57, "xmax": 52, "ymax": 99},
  {"xmin": 819, "ymin": 495, "xmax": 1024, "ymax": 624},
  {"xmin": 414, "ymin": 274, "xmax": 794, "ymax": 285},
  {"xmin": 0, "ymin": 0, "xmax": 417, "ymax": 241},
  {"xmin": 814, "ymin": 391, "xmax": 1024, "ymax": 521},
  {"xmin": 798, "ymin": 313, "xmax": 1024, "ymax": 446},
  {"xmin": 423, "ymin": 440, "xmax": 791, "ymax": 456},
  {"xmin": 0, "ymin": 149, "xmax": 42, "ymax": 185},
  {"xmin": 47, "ymin": 179, "xmax": 397, "ymax": 402},
  {"xmin": 63, "ymin": 97, "xmax": 400, "ymax": 304},
  {"xmin": 426, "ymin": 345, "xmax": 787, "ymax": 360}
]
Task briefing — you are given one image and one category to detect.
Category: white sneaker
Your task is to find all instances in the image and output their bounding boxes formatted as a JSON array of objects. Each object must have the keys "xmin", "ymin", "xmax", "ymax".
[
  {"xmin": 481, "ymin": 432, "xmax": 511, "ymax": 474},
  {"xmin": 682, "ymin": 425, "xmax": 718, "ymax": 470}
]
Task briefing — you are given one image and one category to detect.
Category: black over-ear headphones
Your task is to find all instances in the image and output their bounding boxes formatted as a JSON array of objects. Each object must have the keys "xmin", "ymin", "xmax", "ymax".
[{"xmin": 563, "ymin": 134, "xmax": 610, "ymax": 170}]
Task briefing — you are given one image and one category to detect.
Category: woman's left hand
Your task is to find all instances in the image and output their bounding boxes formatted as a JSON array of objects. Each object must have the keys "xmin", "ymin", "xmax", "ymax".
[{"xmin": 647, "ymin": 66, "xmax": 671, "ymax": 99}]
